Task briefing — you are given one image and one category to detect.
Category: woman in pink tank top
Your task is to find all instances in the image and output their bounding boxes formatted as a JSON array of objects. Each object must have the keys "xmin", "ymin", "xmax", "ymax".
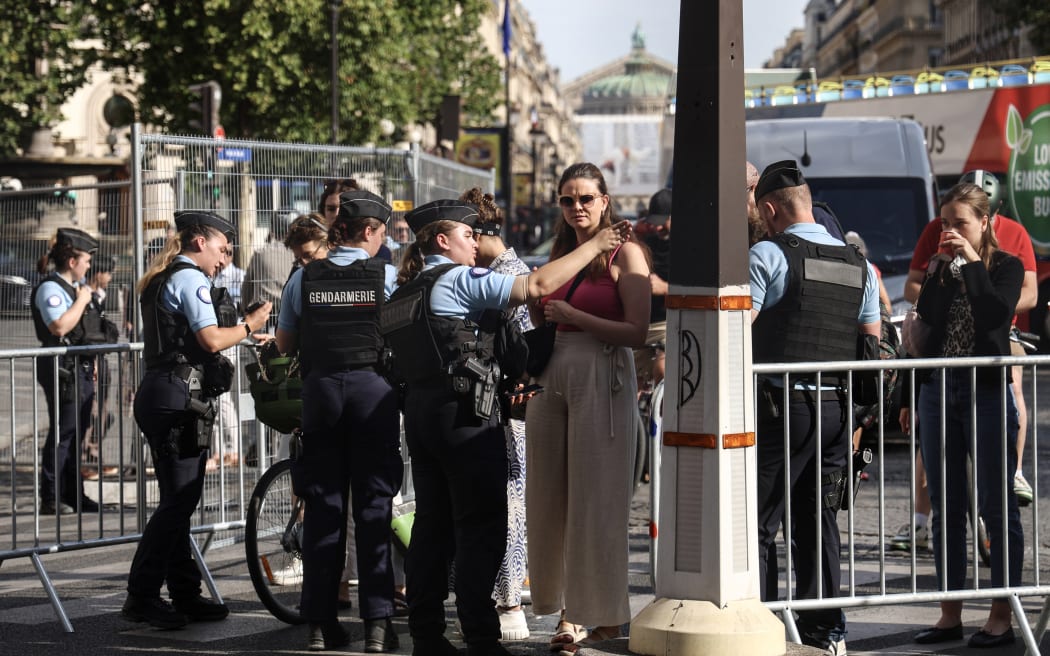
[{"xmin": 524, "ymin": 163, "xmax": 650, "ymax": 650}]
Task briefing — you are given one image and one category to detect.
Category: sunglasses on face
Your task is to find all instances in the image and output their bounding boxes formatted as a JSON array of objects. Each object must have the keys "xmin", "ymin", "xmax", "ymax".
[
  {"xmin": 558, "ymin": 194, "xmax": 602, "ymax": 209},
  {"xmin": 323, "ymin": 178, "xmax": 358, "ymax": 192}
]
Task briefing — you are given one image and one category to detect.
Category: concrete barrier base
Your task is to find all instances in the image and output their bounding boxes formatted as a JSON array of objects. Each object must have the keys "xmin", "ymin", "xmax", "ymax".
[{"xmin": 629, "ymin": 597, "xmax": 786, "ymax": 655}]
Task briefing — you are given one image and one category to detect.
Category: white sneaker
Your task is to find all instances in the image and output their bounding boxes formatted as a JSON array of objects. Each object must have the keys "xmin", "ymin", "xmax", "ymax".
[
  {"xmin": 270, "ymin": 558, "xmax": 303, "ymax": 586},
  {"xmin": 826, "ymin": 638, "xmax": 847, "ymax": 655},
  {"xmin": 1014, "ymin": 471, "xmax": 1034, "ymax": 506},
  {"xmin": 498, "ymin": 607, "xmax": 530, "ymax": 641},
  {"xmin": 888, "ymin": 522, "xmax": 929, "ymax": 551}
]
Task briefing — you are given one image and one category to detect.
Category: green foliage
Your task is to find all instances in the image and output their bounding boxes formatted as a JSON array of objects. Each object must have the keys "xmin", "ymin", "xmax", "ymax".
[
  {"xmin": 991, "ymin": 0, "xmax": 1050, "ymax": 55},
  {"xmin": 91, "ymin": 0, "xmax": 502, "ymax": 144},
  {"xmin": 0, "ymin": 3, "xmax": 96, "ymax": 154}
]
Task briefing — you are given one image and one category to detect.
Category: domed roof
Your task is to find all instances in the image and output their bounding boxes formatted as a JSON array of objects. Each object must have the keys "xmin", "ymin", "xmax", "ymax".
[{"xmin": 583, "ymin": 25, "xmax": 672, "ymax": 101}]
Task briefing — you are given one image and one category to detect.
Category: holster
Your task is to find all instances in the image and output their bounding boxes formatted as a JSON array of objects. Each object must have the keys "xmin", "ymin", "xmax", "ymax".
[
  {"xmin": 449, "ymin": 356, "xmax": 500, "ymax": 420},
  {"xmin": 173, "ymin": 363, "xmax": 217, "ymax": 452}
]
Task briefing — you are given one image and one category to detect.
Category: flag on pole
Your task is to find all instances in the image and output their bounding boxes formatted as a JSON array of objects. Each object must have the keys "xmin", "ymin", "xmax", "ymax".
[{"xmin": 502, "ymin": 0, "xmax": 512, "ymax": 58}]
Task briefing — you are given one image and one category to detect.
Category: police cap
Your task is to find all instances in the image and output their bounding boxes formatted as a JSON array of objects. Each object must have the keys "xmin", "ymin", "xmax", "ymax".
[
  {"xmin": 56, "ymin": 228, "xmax": 99, "ymax": 254},
  {"xmin": 755, "ymin": 160, "xmax": 807, "ymax": 202},
  {"xmin": 338, "ymin": 190, "xmax": 392, "ymax": 225},
  {"xmin": 174, "ymin": 211, "xmax": 236, "ymax": 241},
  {"xmin": 405, "ymin": 200, "xmax": 479, "ymax": 235}
]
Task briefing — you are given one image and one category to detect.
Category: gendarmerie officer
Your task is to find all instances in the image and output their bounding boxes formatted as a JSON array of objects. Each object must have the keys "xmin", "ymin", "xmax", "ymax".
[
  {"xmin": 123, "ymin": 211, "xmax": 272, "ymax": 629},
  {"xmin": 749, "ymin": 161, "xmax": 881, "ymax": 654},
  {"xmin": 275, "ymin": 190, "xmax": 403, "ymax": 653},
  {"xmin": 32, "ymin": 228, "xmax": 105, "ymax": 515},
  {"xmin": 381, "ymin": 200, "xmax": 629, "ymax": 656}
]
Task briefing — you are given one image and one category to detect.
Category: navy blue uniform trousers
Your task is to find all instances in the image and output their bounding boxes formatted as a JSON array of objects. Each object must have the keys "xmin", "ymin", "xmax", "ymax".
[
  {"xmin": 757, "ymin": 391, "xmax": 848, "ymax": 643},
  {"xmin": 127, "ymin": 369, "xmax": 208, "ymax": 601},
  {"xmin": 403, "ymin": 382, "xmax": 508, "ymax": 647},
  {"xmin": 292, "ymin": 369, "xmax": 402, "ymax": 623},
  {"xmin": 37, "ymin": 358, "xmax": 94, "ymax": 506}
]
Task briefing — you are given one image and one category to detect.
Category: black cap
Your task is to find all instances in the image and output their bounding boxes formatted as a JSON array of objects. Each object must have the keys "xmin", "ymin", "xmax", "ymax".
[
  {"xmin": 338, "ymin": 190, "xmax": 392, "ymax": 225},
  {"xmin": 55, "ymin": 228, "xmax": 98, "ymax": 254},
  {"xmin": 755, "ymin": 160, "xmax": 806, "ymax": 201},
  {"xmin": 405, "ymin": 200, "xmax": 480, "ymax": 234},
  {"xmin": 474, "ymin": 222, "xmax": 502, "ymax": 237},
  {"xmin": 646, "ymin": 188, "xmax": 672, "ymax": 226},
  {"xmin": 174, "ymin": 211, "xmax": 236, "ymax": 240},
  {"xmin": 92, "ymin": 255, "xmax": 117, "ymax": 274}
]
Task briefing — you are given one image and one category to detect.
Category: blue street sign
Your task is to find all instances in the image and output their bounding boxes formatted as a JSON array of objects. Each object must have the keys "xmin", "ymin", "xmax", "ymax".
[{"xmin": 218, "ymin": 147, "xmax": 252, "ymax": 162}]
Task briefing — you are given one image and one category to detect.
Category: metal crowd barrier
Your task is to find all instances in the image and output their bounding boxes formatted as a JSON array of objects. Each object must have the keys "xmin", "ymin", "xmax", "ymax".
[
  {"xmin": 752, "ymin": 354, "xmax": 1050, "ymax": 655},
  {"xmin": 0, "ymin": 340, "xmax": 413, "ymax": 632}
]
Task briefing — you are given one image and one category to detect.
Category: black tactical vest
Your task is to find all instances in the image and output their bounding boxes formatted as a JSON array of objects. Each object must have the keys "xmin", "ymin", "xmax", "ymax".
[
  {"xmin": 381, "ymin": 264, "xmax": 489, "ymax": 384},
  {"xmin": 30, "ymin": 273, "xmax": 106, "ymax": 347},
  {"xmin": 141, "ymin": 261, "xmax": 238, "ymax": 369},
  {"xmin": 753, "ymin": 233, "xmax": 866, "ymax": 366},
  {"xmin": 298, "ymin": 257, "xmax": 386, "ymax": 375}
]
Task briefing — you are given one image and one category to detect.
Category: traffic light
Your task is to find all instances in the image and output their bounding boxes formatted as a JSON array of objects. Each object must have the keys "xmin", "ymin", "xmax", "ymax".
[{"xmin": 188, "ymin": 81, "xmax": 222, "ymax": 136}]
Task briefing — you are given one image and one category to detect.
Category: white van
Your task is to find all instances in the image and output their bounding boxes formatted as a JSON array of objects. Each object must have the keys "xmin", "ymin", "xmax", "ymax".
[{"xmin": 746, "ymin": 117, "xmax": 937, "ymax": 314}]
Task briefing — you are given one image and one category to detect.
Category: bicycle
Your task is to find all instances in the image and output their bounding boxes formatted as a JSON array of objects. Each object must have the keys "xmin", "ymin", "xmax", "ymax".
[{"xmin": 244, "ymin": 432, "xmax": 306, "ymax": 624}]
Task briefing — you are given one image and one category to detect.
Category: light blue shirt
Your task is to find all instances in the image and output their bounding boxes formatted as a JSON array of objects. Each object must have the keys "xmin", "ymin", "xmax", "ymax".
[
  {"xmin": 158, "ymin": 255, "xmax": 218, "ymax": 333},
  {"xmin": 277, "ymin": 246, "xmax": 398, "ymax": 332},
  {"xmin": 749, "ymin": 222, "xmax": 880, "ymax": 324},
  {"xmin": 424, "ymin": 254, "xmax": 515, "ymax": 321},
  {"xmin": 34, "ymin": 274, "xmax": 78, "ymax": 326}
]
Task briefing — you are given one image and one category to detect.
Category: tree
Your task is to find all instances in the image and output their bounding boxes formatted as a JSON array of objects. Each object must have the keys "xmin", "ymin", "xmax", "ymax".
[
  {"xmin": 89, "ymin": 0, "xmax": 501, "ymax": 144},
  {"xmin": 991, "ymin": 0, "xmax": 1050, "ymax": 55},
  {"xmin": 0, "ymin": 3, "xmax": 97, "ymax": 155}
]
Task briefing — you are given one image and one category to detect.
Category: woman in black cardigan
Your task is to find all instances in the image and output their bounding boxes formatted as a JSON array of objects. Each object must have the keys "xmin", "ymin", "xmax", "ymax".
[{"xmin": 901, "ymin": 183, "xmax": 1024, "ymax": 649}]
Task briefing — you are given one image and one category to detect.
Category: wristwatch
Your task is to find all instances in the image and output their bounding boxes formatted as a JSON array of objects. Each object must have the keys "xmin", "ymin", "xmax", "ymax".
[{"xmin": 244, "ymin": 323, "xmax": 252, "ymax": 338}]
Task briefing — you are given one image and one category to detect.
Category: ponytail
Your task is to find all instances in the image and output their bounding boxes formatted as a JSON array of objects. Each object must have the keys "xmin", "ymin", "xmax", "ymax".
[
  {"xmin": 397, "ymin": 242, "xmax": 425, "ymax": 286},
  {"xmin": 136, "ymin": 224, "xmax": 219, "ymax": 296}
]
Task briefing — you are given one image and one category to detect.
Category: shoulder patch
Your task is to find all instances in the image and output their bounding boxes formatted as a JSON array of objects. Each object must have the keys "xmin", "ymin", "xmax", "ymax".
[
  {"xmin": 196, "ymin": 286, "xmax": 213, "ymax": 304},
  {"xmin": 47, "ymin": 295, "xmax": 62, "ymax": 308},
  {"xmin": 468, "ymin": 267, "xmax": 492, "ymax": 278}
]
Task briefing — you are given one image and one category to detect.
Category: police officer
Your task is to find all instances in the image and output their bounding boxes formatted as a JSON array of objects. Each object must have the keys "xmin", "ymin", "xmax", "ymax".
[
  {"xmin": 381, "ymin": 199, "xmax": 629, "ymax": 656},
  {"xmin": 749, "ymin": 161, "xmax": 881, "ymax": 655},
  {"xmin": 274, "ymin": 190, "xmax": 403, "ymax": 653},
  {"xmin": 123, "ymin": 212, "xmax": 272, "ymax": 629},
  {"xmin": 32, "ymin": 228, "xmax": 104, "ymax": 515}
]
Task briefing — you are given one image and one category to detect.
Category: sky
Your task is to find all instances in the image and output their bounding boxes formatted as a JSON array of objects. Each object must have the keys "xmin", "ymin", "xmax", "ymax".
[{"xmin": 518, "ymin": 0, "xmax": 810, "ymax": 81}]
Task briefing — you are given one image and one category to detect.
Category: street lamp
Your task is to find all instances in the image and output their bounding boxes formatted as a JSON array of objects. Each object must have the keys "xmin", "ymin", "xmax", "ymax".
[
  {"xmin": 329, "ymin": 0, "xmax": 341, "ymax": 145},
  {"xmin": 529, "ymin": 117, "xmax": 547, "ymax": 211},
  {"xmin": 549, "ymin": 148, "xmax": 561, "ymax": 204}
]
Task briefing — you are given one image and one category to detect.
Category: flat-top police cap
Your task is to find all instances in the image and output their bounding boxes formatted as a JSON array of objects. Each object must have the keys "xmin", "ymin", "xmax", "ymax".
[
  {"xmin": 55, "ymin": 227, "xmax": 99, "ymax": 254},
  {"xmin": 338, "ymin": 190, "xmax": 392, "ymax": 225},
  {"xmin": 405, "ymin": 200, "xmax": 479, "ymax": 235},
  {"xmin": 755, "ymin": 159, "xmax": 807, "ymax": 201},
  {"xmin": 174, "ymin": 211, "xmax": 236, "ymax": 240}
]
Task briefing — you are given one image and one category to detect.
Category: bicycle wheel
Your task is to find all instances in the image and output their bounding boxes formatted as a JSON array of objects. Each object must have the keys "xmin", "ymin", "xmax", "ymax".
[{"xmin": 245, "ymin": 458, "xmax": 306, "ymax": 625}]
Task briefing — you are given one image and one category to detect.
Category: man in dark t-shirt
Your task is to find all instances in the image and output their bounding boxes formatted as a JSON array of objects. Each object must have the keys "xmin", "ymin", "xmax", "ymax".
[{"xmin": 635, "ymin": 188, "xmax": 672, "ymax": 387}]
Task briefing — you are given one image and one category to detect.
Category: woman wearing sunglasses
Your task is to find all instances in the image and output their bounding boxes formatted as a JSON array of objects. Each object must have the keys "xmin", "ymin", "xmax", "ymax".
[{"xmin": 525, "ymin": 162, "xmax": 651, "ymax": 652}]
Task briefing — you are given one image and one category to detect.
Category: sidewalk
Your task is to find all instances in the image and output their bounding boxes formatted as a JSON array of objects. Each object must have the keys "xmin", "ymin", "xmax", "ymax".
[{"xmin": 1, "ymin": 483, "xmax": 1048, "ymax": 655}]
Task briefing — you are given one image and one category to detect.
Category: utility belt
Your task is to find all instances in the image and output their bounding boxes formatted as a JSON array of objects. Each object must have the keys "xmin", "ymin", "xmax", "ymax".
[
  {"xmin": 821, "ymin": 448, "xmax": 873, "ymax": 511},
  {"xmin": 171, "ymin": 363, "xmax": 218, "ymax": 451},
  {"xmin": 758, "ymin": 378, "xmax": 844, "ymax": 421},
  {"xmin": 51, "ymin": 354, "xmax": 92, "ymax": 402},
  {"xmin": 448, "ymin": 356, "xmax": 500, "ymax": 420}
]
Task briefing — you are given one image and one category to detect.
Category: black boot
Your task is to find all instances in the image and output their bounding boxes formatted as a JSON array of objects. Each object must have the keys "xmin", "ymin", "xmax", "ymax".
[
  {"xmin": 172, "ymin": 595, "xmax": 230, "ymax": 622},
  {"xmin": 307, "ymin": 621, "xmax": 350, "ymax": 651},
  {"xmin": 364, "ymin": 616, "xmax": 399, "ymax": 653},
  {"xmin": 121, "ymin": 594, "xmax": 188, "ymax": 629}
]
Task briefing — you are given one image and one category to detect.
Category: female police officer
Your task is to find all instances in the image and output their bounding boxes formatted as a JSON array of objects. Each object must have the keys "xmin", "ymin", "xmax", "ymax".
[
  {"xmin": 275, "ymin": 190, "xmax": 403, "ymax": 653},
  {"xmin": 381, "ymin": 199, "xmax": 629, "ymax": 656},
  {"xmin": 123, "ymin": 211, "xmax": 272, "ymax": 629},
  {"xmin": 32, "ymin": 228, "xmax": 103, "ymax": 515}
]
